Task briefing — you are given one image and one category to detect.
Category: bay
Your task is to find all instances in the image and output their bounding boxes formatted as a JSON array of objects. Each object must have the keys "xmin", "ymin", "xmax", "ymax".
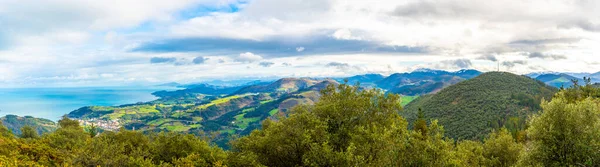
[{"xmin": 0, "ymin": 86, "xmax": 178, "ymax": 121}]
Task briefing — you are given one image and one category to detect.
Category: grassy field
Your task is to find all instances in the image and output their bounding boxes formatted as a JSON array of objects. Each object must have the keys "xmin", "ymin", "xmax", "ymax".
[
  {"xmin": 105, "ymin": 105, "xmax": 160, "ymax": 119},
  {"xmin": 401, "ymin": 95, "xmax": 419, "ymax": 106},
  {"xmin": 233, "ymin": 113, "xmax": 261, "ymax": 129},
  {"xmin": 196, "ymin": 94, "xmax": 251, "ymax": 110},
  {"xmin": 269, "ymin": 109, "xmax": 279, "ymax": 116}
]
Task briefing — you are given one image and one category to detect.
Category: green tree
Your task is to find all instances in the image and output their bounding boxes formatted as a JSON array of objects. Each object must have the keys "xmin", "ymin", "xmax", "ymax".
[
  {"xmin": 20, "ymin": 126, "xmax": 39, "ymax": 139},
  {"xmin": 87, "ymin": 123, "xmax": 98, "ymax": 138},
  {"xmin": 521, "ymin": 88, "xmax": 600, "ymax": 166},
  {"xmin": 150, "ymin": 132, "xmax": 226, "ymax": 165},
  {"xmin": 450, "ymin": 140, "xmax": 486, "ymax": 166},
  {"xmin": 231, "ymin": 84, "xmax": 409, "ymax": 166},
  {"xmin": 42, "ymin": 117, "xmax": 89, "ymax": 164},
  {"xmin": 414, "ymin": 107, "xmax": 428, "ymax": 139},
  {"xmin": 0, "ymin": 121, "xmax": 13, "ymax": 138},
  {"xmin": 74, "ymin": 130, "xmax": 152, "ymax": 166},
  {"xmin": 483, "ymin": 128, "xmax": 522, "ymax": 167},
  {"xmin": 398, "ymin": 120, "xmax": 454, "ymax": 166}
]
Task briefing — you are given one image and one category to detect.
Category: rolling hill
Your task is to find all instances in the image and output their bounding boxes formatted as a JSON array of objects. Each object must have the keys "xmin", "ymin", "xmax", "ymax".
[
  {"xmin": 378, "ymin": 69, "xmax": 481, "ymax": 95},
  {"xmin": 234, "ymin": 78, "xmax": 320, "ymax": 94},
  {"xmin": 68, "ymin": 78, "xmax": 340, "ymax": 147},
  {"xmin": 1, "ymin": 115, "xmax": 57, "ymax": 135},
  {"xmin": 535, "ymin": 73, "xmax": 581, "ymax": 88},
  {"xmin": 342, "ymin": 74, "xmax": 384, "ymax": 87},
  {"xmin": 404, "ymin": 72, "xmax": 557, "ymax": 140}
]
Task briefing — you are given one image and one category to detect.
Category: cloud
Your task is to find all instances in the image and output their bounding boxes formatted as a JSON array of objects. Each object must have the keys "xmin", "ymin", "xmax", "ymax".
[
  {"xmin": 131, "ymin": 34, "xmax": 428, "ymax": 57},
  {"xmin": 150, "ymin": 57, "xmax": 177, "ymax": 64},
  {"xmin": 502, "ymin": 60, "xmax": 527, "ymax": 68},
  {"xmin": 559, "ymin": 20, "xmax": 600, "ymax": 32},
  {"xmin": 478, "ymin": 54, "xmax": 498, "ymax": 62},
  {"xmin": 526, "ymin": 52, "xmax": 567, "ymax": 60},
  {"xmin": 442, "ymin": 59, "xmax": 472, "ymax": 69},
  {"xmin": 193, "ymin": 56, "xmax": 208, "ymax": 64},
  {"xmin": 332, "ymin": 29, "xmax": 362, "ymax": 40},
  {"xmin": 235, "ymin": 52, "xmax": 263, "ymax": 63},
  {"xmin": 282, "ymin": 62, "xmax": 292, "ymax": 66},
  {"xmin": 325, "ymin": 61, "xmax": 363, "ymax": 73},
  {"xmin": 258, "ymin": 61, "xmax": 275, "ymax": 67},
  {"xmin": 509, "ymin": 38, "xmax": 581, "ymax": 45}
]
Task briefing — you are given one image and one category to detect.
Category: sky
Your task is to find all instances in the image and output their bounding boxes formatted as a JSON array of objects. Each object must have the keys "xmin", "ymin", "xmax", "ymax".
[{"xmin": 1, "ymin": 0, "xmax": 600, "ymax": 87}]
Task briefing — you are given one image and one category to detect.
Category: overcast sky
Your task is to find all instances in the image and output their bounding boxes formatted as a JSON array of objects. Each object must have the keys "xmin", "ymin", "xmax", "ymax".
[{"xmin": 1, "ymin": 0, "xmax": 599, "ymax": 87}]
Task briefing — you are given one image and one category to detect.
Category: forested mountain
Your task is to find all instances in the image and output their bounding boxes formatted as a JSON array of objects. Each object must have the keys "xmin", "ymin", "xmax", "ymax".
[
  {"xmin": 0, "ymin": 115, "xmax": 57, "ymax": 135},
  {"xmin": 377, "ymin": 69, "xmax": 481, "ymax": 95},
  {"xmin": 404, "ymin": 72, "xmax": 557, "ymax": 140}
]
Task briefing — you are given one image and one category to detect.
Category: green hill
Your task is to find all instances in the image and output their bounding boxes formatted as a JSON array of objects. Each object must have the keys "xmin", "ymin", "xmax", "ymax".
[
  {"xmin": 234, "ymin": 78, "xmax": 319, "ymax": 94},
  {"xmin": 535, "ymin": 73, "xmax": 581, "ymax": 88},
  {"xmin": 1, "ymin": 115, "xmax": 57, "ymax": 135},
  {"xmin": 404, "ymin": 72, "xmax": 557, "ymax": 140}
]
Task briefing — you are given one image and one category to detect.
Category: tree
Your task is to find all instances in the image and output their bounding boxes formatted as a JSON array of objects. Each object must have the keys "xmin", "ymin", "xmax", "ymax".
[
  {"xmin": 450, "ymin": 140, "xmax": 486, "ymax": 166},
  {"xmin": 521, "ymin": 89, "xmax": 600, "ymax": 166},
  {"xmin": 231, "ymin": 84, "xmax": 408, "ymax": 166},
  {"xmin": 414, "ymin": 107, "xmax": 428, "ymax": 139},
  {"xmin": 483, "ymin": 128, "xmax": 522, "ymax": 167},
  {"xmin": 20, "ymin": 126, "xmax": 38, "ymax": 139},
  {"xmin": 87, "ymin": 123, "xmax": 98, "ymax": 138},
  {"xmin": 0, "ymin": 121, "xmax": 13, "ymax": 138},
  {"xmin": 42, "ymin": 117, "xmax": 89, "ymax": 164}
]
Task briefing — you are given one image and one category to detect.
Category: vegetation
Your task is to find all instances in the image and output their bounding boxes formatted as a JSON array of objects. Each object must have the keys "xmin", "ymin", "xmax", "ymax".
[
  {"xmin": 404, "ymin": 72, "xmax": 557, "ymax": 140},
  {"xmin": 2, "ymin": 79, "xmax": 600, "ymax": 166},
  {"xmin": 0, "ymin": 115, "xmax": 57, "ymax": 135}
]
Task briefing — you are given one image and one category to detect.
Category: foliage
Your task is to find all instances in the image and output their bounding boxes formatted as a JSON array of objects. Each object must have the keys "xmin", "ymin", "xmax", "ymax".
[
  {"xmin": 231, "ymin": 84, "xmax": 410, "ymax": 166},
  {"xmin": 520, "ymin": 82, "xmax": 600, "ymax": 166},
  {"xmin": 20, "ymin": 126, "xmax": 39, "ymax": 139},
  {"xmin": 0, "ymin": 115, "xmax": 57, "ymax": 135},
  {"xmin": 483, "ymin": 128, "xmax": 522, "ymax": 167},
  {"xmin": 404, "ymin": 72, "xmax": 557, "ymax": 140}
]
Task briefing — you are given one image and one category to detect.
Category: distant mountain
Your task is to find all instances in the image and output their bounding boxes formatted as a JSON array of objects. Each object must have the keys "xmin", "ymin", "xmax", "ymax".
[
  {"xmin": 528, "ymin": 71, "xmax": 600, "ymax": 84},
  {"xmin": 1, "ymin": 115, "xmax": 57, "ymax": 135},
  {"xmin": 155, "ymin": 82, "xmax": 181, "ymax": 87},
  {"xmin": 341, "ymin": 74, "xmax": 385, "ymax": 87},
  {"xmin": 152, "ymin": 83, "xmax": 247, "ymax": 99},
  {"xmin": 378, "ymin": 69, "xmax": 481, "ymax": 95},
  {"xmin": 535, "ymin": 73, "xmax": 581, "ymax": 88},
  {"xmin": 234, "ymin": 78, "xmax": 320, "ymax": 94},
  {"xmin": 525, "ymin": 71, "xmax": 560, "ymax": 78},
  {"xmin": 404, "ymin": 72, "xmax": 557, "ymax": 140}
]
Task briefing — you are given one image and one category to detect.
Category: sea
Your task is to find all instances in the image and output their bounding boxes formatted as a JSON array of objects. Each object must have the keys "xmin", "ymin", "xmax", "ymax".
[{"xmin": 0, "ymin": 86, "xmax": 179, "ymax": 121}]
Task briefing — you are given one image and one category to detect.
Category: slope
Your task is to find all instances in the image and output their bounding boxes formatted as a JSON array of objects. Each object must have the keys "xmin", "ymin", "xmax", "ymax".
[
  {"xmin": 1, "ymin": 115, "xmax": 57, "ymax": 135},
  {"xmin": 404, "ymin": 72, "xmax": 557, "ymax": 140},
  {"xmin": 535, "ymin": 73, "xmax": 581, "ymax": 88},
  {"xmin": 234, "ymin": 78, "xmax": 319, "ymax": 94},
  {"xmin": 379, "ymin": 69, "xmax": 481, "ymax": 95}
]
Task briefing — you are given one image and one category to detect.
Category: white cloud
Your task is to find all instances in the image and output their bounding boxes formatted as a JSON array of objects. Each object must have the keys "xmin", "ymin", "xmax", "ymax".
[
  {"xmin": 235, "ymin": 52, "xmax": 263, "ymax": 63},
  {"xmin": 2, "ymin": 0, "xmax": 600, "ymax": 86},
  {"xmin": 332, "ymin": 29, "xmax": 362, "ymax": 40}
]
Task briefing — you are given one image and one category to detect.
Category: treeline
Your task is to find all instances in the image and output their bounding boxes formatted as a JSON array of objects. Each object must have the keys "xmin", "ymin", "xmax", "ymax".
[{"xmin": 1, "ymin": 82, "xmax": 600, "ymax": 166}]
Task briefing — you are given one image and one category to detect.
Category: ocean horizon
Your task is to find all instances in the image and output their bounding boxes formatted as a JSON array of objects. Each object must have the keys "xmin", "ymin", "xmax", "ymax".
[{"xmin": 0, "ymin": 86, "xmax": 179, "ymax": 121}]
